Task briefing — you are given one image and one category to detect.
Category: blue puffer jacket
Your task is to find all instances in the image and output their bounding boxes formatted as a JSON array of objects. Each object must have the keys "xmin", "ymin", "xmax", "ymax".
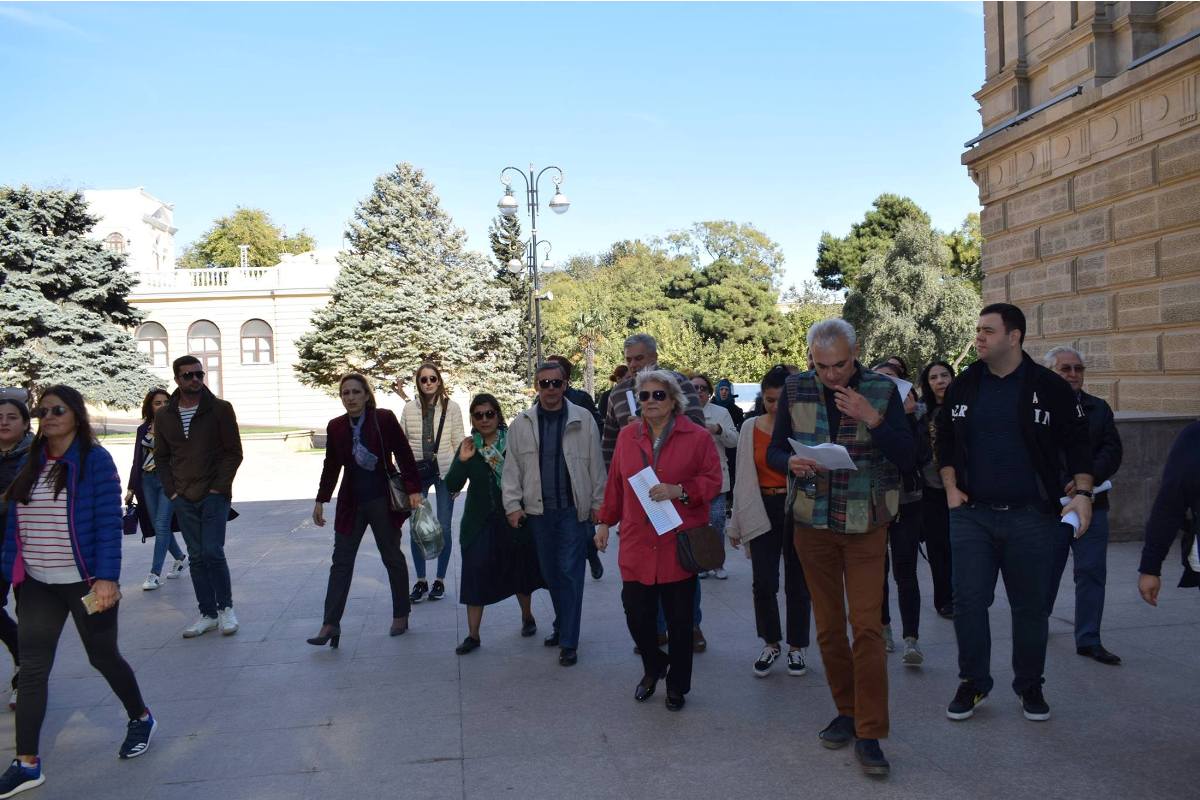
[{"xmin": 3, "ymin": 439, "xmax": 123, "ymax": 585}]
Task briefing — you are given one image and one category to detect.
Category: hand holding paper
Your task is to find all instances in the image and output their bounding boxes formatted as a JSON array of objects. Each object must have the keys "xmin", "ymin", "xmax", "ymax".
[
  {"xmin": 789, "ymin": 439, "xmax": 857, "ymax": 471},
  {"xmin": 629, "ymin": 466, "xmax": 683, "ymax": 535},
  {"xmin": 1059, "ymin": 480, "xmax": 1111, "ymax": 538}
]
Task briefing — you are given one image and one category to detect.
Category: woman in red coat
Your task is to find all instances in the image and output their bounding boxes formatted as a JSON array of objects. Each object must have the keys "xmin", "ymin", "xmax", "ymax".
[
  {"xmin": 310, "ymin": 375, "xmax": 422, "ymax": 646},
  {"xmin": 595, "ymin": 369, "xmax": 723, "ymax": 712}
]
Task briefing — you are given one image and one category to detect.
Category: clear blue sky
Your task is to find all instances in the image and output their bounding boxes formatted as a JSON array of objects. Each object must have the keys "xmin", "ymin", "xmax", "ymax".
[{"xmin": 0, "ymin": 1, "xmax": 985, "ymax": 289}]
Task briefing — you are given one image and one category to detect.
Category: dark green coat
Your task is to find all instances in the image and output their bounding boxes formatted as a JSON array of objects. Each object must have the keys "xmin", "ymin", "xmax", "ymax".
[{"xmin": 444, "ymin": 450, "xmax": 505, "ymax": 552}]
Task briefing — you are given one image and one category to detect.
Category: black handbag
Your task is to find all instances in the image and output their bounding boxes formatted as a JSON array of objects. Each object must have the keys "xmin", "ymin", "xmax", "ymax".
[
  {"xmin": 374, "ymin": 413, "xmax": 411, "ymax": 513},
  {"xmin": 675, "ymin": 525, "xmax": 725, "ymax": 574},
  {"xmin": 415, "ymin": 404, "xmax": 447, "ymax": 483}
]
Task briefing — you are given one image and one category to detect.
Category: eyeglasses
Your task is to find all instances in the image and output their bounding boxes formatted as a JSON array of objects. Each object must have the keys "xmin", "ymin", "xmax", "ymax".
[
  {"xmin": 471, "ymin": 410, "xmax": 497, "ymax": 421},
  {"xmin": 32, "ymin": 405, "xmax": 69, "ymax": 418},
  {"xmin": 1058, "ymin": 365, "xmax": 1086, "ymax": 374},
  {"xmin": 537, "ymin": 379, "xmax": 564, "ymax": 389},
  {"xmin": 179, "ymin": 370, "xmax": 205, "ymax": 381},
  {"xmin": 638, "ymin": 390, "xmax": 668, "ymax": 402},
  {"xmin": 693, "ymin": 384, "xmax": 711, "ymax": 394},
  {"xmin": 419, "ymin": 376, "xmax": 439, "ymax": 385}
]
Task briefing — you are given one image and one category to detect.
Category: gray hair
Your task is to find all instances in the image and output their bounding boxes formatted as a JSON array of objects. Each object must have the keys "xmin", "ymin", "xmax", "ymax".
[
  {"xmin": 534, "ymin": 361, "xmax": 566, "ymax": 379},
  {"xmin": 1043, "ymin": 345, "xmax": 1084, "ymax": 369},
  {"xmin": 806, "ymin": 318, "xmax": 857, "ymax": 350},
  {"xmin": 635, "ymin": 369, "xmax": 686, "ymax": 416},
  {"xmin": 623, "ymin": 333, "xmax": 658, "ymax": 353}
]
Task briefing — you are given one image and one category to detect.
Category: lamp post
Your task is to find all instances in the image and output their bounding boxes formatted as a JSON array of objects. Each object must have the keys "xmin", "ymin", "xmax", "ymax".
[{"xmin": 497, "ymin": 164, "xmax": 569, "ymax": 373}]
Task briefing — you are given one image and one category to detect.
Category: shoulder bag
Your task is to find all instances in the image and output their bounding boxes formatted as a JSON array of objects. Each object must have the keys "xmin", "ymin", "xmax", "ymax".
[
  {"xmin": 374, "ymin": 413, "xmax": 412, "ymax": 513},
  {"xmin": 414, "ymin": 403, "xmax": 447, "ymax": 484},
  {"xmin": 636, "ymin": 434, "xmax": 724, "ymax": 574}
]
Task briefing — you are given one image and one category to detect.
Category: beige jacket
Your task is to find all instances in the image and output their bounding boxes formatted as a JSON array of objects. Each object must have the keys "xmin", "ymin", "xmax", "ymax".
[
  {"xmin": 400, "ymin": 398, "xmax": 466, "ymax": 479},
  {"xmin": 702, "ymin": 401, "xmax": 739, "ymax": 492},
  {"xmin": 727, "ymin": 419, "xmax": 774, "ymax": 548},
  {"xmin": 501, "ymin": 400, "xmax": 607, "ymax": 522}
]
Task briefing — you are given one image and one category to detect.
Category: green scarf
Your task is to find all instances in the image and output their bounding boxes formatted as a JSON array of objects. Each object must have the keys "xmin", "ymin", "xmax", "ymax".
[{"xmin": 476, "ymin": 429, "xmax": 507, "ymax": 491}]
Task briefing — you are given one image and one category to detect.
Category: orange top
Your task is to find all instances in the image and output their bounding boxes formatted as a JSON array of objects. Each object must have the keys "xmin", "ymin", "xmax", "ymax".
[{"xmin": 753, "ymin": 424, "xmax": 787, "ymax": 489}]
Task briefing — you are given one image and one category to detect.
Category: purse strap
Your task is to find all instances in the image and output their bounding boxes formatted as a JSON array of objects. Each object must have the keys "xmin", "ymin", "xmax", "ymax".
[
  {"xmin": 372, "ymin": 411, "xmax": 399, "ymax": 475},
  {"xmin": 430, "ymin": 403, "xmax": 447, "ymax": 455}
]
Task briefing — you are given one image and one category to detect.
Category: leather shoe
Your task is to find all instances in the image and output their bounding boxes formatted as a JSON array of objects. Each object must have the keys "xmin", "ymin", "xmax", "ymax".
[
  {"xmin": 389, "ymin": 617, "xmax": 408, "ymax": 636},
  {"xmin": 1077, "ymin": 644, "xmax": 1121, "ymax": 665},
  {"xmin": 544, "ymin": 632, "xmax": 560, "ymax": 647},
  {"xmin": 665, "ymin": 691, "xmax": 685, "ymax": 711},
  {"xmin": 455, "ymin": 636, "xmax": 480, "ymax": 655},
  {"xmin": 855, "ymin": 738, "xmax": 890, "ymax": 777},
  {"xmin": 521, "ymin": 617, "xmax": 537, "ymax": 637},
  {"xmin": 634, "ymin": 665, "xmax": 669, "ymax": 702},
  {"xmin": 558, "ymin": 647, "xmax": 577, "ymax": 666}
]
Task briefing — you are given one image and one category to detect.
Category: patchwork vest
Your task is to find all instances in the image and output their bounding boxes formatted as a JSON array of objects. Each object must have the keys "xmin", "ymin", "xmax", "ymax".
[{"xmin": 786, "ymin": 369, "xmax": 901, "ymax": 534}]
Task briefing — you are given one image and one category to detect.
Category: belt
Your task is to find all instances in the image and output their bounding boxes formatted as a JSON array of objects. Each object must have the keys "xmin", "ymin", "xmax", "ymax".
[{"xmin": 760, "ymin": 487, "xmax": 788, "ymax": 496}]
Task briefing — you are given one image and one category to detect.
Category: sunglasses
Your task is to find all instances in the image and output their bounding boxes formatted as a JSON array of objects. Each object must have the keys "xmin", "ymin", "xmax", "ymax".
[
  {"xmin": 179, "ymin": 370, "xmax": 205, "ymax": 381},
  {"xmin": 538, "ymin": 379, "xmax": 564, "ymax": 389},
  {"xmin": 472, "ymin": 410, "xmax": 497, "ymax": 421},
  {"xmin": 638, "ymin": 390, "xmax": 668, "ymax": 402},
  {"xmin": 32, "ymin": 405, "xmax": 69, "ymax": 418},
  {"xmin": 419, "ymin": 376, "xmax": 439, "ymax": 385}
]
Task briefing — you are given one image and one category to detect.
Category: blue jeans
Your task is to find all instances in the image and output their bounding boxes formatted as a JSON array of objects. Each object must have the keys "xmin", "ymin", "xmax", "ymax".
[
  {"xmin": 529, "ymin": 506, "xmax": 589, "ymax": 650},
  {"xmin": 410, "ymin": 476, "xmax": 453, "ymax": 580},
  {"xmin": 172, "ymin": 493, "xmax": 233, "ymax": 618},
  {"xmin": 141, "ymin": 472, "xmax": 184, "ymax": 575},
  {"xmin": 950, "ymin": 504, "xmax": 1058, "ymax": 695},
  {"xmin": 709, "ymin": 494, "xmax": 727, "ymax": 547},
  {"xmin": 1048, "ymin": 508, "xmax": 1110, "ymax": 648}
]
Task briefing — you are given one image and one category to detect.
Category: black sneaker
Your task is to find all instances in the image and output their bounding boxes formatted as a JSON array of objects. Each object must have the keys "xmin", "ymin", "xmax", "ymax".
[
  {"xmin": 1019, "ymin": 685, "xmax": 1051, "ymax": 721},
  {"xmin": 818, "ymin": 715, "xmax": 855, "ymax": 749},
  {"xmin": 428, "ymin": 580, "xmax": 445, "ymax": 601},
  {"xmin": 409, "ymin": 581, "xmax": 428, "ymax": 603},
  {"xmin": 0, "ymin": 759, "xmax": 44, "ymax": 797},
  {"xmin": 854, "ymin": 738, "xmax": 890, "ymax": 777},
  {"xmin": 752, "ymin": 645, "xmax": 780, "ymax": 678},
  {"xmin": 946, "ymin": 681, "xmax": 988, "ymax": 720},
  {"xmin": 589, "ymin": 559, "xmax": 604, "ymax": 580},
  {"xmin": 119, "ymin": 712, "xmax": 156, "ymax": 759}
]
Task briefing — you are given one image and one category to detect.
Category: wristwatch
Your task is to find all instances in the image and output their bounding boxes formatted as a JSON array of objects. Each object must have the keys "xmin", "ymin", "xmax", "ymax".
[
  {"xmin": 1075, "ymin": 489, "xmax": 1094, "ymax": 499},
  {"xmin": 678, "ymin": 484, "xmax": 689, "ymax": 505}
]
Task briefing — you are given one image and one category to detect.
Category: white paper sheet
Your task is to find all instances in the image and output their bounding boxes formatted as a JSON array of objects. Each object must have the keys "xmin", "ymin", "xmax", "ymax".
[
  {"xmin": 788, "ymin": 439, "xmax": 857, "ymax": 471},
  {"xmin": 881, "ymin": 373, "xmax": 914, "ymax": 403},
  {"xmin": 1059, "ymin": 480, "xmax": 1113, "ymax": 538},
  {"xmin": 629, "ymin": 466, "xmax": 683, "ymax": 535},
  {"xmin": 625, "ymin": 390, "xmax": 639, "ymax": 417}
]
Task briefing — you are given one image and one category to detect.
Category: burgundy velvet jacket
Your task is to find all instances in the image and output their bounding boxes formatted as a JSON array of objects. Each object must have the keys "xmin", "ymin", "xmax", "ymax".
[{"xmin": 316, "ymin": 408, "xmax": 420, "ymax": 536}]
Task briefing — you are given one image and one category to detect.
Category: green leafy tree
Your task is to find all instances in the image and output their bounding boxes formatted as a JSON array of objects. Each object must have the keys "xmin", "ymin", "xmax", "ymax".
[
  {"xmin": 178, "ymin": 207, "xmax": 315, "ymax": 269},
  {"xmin": 815, "ymin": 194, "xmax": 932, "ymax": 291},
  {"xmin": 842, "ymin": 219, "xmax": 980, "ymax": 371},
  {"xmin": 944, "ymin": 211, "xmax": 983, "ymax": 290},
  {"xmin": 0, "ymin": 186, "xmax": 155, "ymax": 407},
  {"xmin": 294, "ymin": 163, "xmax": 525, "ymax": 411}
]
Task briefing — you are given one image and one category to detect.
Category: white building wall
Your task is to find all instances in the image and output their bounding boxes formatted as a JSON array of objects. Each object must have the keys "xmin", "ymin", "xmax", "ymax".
[{"xmin": 83, "ymin": 187, "xmax": 176, "ymax": 273}]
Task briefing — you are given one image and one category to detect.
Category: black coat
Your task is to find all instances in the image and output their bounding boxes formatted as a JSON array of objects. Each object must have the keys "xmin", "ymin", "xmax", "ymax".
[{"xmin": 1064, "ymin": 391, "xmax": 1122, "ymax": 511}]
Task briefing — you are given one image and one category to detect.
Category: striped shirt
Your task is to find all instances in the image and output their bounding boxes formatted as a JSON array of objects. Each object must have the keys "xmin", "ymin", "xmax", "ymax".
[
  {"xmin": 141, "ymin": 431, "xmax": 156, "ymax": 472},
  {"xmin": 16, "ymin": 459, "xmax": 80, "ymax": 584},
  {"xmin": 179, "ymin": 405, "xmax": 198, "ymax": 438}
]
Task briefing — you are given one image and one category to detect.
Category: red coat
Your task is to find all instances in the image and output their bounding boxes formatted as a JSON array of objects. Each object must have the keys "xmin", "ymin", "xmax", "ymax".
[
  {"xmin": 598, "ymin": 414, "xmax": 724, "ymax": 586},
  {"xmin": 316, "ymin": 408, "xmax": 420, "ymax": 536}
]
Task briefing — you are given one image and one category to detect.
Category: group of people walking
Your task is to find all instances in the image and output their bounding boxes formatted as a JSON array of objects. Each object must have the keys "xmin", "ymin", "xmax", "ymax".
[{"xmin": 0, "ymin": 301, "xmax": 1195, "ymax": 794}]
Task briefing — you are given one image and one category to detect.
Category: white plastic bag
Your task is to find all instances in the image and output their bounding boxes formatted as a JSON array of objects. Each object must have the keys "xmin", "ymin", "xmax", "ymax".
[{"xmin": 411, "ymin": 502, "xmax": 444, "ymax": 561}]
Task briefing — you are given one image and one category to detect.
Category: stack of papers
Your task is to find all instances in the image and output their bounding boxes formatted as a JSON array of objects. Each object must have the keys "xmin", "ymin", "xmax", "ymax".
[
  {"xmin": 629, "ymin": 466, "xmax": 683, "ymax": 535},
  {"xmin": 881, "ymin": 373, "xmax": 914, "ymax": 403}
]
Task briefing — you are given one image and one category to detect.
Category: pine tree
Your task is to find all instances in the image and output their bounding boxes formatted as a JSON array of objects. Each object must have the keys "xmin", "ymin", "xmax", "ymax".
[
  {"xmin": 294, "ymin": 163, "xmax": 526, "ymax": 411},
  {"xmin": 488, "ymin": 213, "xmax": 531, "ymax": 380},
  {"xmin": 0, "ymin": 186, "xmax": 156, "ymax": 407}
]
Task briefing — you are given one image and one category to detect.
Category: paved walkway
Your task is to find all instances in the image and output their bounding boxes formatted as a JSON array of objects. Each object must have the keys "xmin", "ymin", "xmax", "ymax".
[{"xmin": 5, "ymin": 494, "xmax": 1197, "ymax": 800}]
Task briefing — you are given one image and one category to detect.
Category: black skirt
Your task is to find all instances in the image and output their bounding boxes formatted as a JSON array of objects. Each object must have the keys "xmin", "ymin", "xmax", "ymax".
[{"xmin": 459, "ymin": 513, "xmax": 546, "ymax": 606}]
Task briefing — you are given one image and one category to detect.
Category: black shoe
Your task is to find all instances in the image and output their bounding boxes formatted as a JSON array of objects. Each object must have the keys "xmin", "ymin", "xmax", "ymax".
[
  {"xmin": 1077, "ymin": 644, "xmax": 1121, "ymax": 665},
  {"xmin": 544, "ymin": 632, "xmax": 560, "ymax": 648},
  {"xmin": 635, "ymin": 664, "xmax": 669, "ymax": 702},
  {"xmin": 0, "ymin": 759, "xmax": 44, "ymax": 796},
  {"xmin": 664, "ymin": 691, "xmax": 685, "ymax": 712},
  {"xmin": 119, "ymin": 712, "xmax": 156, "ymax": 759},
  {"xmin": 1019, "ymin": 685, "xmax": 1050, "ymax": 721},
  {"xmin": 947, "ymin": 680, "xmax": 988, "ymax": 720},
  {"xmin": 558, "ymin": 648, "xmax": 577, "ymax": 667},
  {"xmin": 455, "ymin": 636, "xmax": 481, "ymax": 655},
  {"xmin": 389, "ymin": 617, "xmax": 409, "ymax": 636},
  {"xmin": 818, "ymin": 715, "xmax": 855, "ymax": 749},
  {"xmin": 854, "ymin": 738, "xmax": 890, "ymax": 777},
  {"xmin": 590, "ymin": 560, "xmax": 604, "ymax": 580},
  {"xmin": 428, "ymin": 580, "xmax": 446, "ymax": 601},
  {"xmin": 306, "ymin": 624, "xmax": 341, "ymax": 648},
  {"xmin": 409, "ymin": 581, "xmax": 428, "ymax": 603},
  {"xmin": 937, "ymin": 605, "xmax": 954, "ymax": 619},
  {"xmin": 521, "ymin": 617, "xmax": 537, "ymax": 637}
]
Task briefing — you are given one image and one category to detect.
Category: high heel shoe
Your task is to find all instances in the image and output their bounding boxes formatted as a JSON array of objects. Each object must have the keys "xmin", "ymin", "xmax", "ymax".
[
  {"xmin": 389, "ymin": 617, "xmax": 409, "ymax": 636},
  {"xmin": 307, "ymin": 624, "xmax": 340, "ymax": 648}
]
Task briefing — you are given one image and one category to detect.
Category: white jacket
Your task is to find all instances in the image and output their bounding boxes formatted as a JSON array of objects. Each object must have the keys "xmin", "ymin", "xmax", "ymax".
[
  {"xmin": 501, "ymin": 400, "xmax": 607, "ymax": 522},
  {"xmin": 727, "ymin": 419, "xmax": 774, "ymax": 548},
  {"xmin": 702, "ymin": 401, "xmax": 739, "ymax": 492},
  {"xmin": 400, "ymin": 398, "xmax": 466, "ymax": 479}
]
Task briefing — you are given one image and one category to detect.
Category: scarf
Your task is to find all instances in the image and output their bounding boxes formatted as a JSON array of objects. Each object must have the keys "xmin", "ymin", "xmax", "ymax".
[
  {"xmin": 349, "ymin": 414, "xmax": 378, "ymax": 472},
  {"xmin": 476, "ymin": 429, "xmax": 507, "ymax": 491}
]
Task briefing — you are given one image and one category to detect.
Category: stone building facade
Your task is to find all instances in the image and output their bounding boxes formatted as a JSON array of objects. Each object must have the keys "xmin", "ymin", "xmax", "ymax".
[{"xmin": 963, "ymin": 2, "xmax": 1200, "ymax": 416}]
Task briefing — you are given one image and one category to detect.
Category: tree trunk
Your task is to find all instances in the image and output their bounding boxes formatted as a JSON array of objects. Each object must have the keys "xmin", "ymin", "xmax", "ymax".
[{"xmin": 583, "ymin": 341, "xmax": 595, "ymax": 397}]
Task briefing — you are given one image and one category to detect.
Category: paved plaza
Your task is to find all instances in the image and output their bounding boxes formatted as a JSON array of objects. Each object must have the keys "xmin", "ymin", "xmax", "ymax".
[{"xmin": 7, "ymin": 484, "xmax": 1198, "ymax": 800}]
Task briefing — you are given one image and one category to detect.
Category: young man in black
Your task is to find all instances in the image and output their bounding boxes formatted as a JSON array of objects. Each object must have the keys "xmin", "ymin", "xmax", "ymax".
[{"xmin": 935, "ymin": 304, "xmax": 1094, "ymax": 722}]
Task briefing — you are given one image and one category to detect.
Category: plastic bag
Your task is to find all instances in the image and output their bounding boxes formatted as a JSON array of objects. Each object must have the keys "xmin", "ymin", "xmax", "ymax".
[{"xmin": 411, "ymin": 502, "xmax": 444, "ymax": 561}]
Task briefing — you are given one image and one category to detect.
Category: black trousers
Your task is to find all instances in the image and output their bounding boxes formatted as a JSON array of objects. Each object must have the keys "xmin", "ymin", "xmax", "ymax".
[
  {"xmin": 16, "ymin": 578, "xmax": 145, "ymax": 754},
  {"xmin": 921, "ymin": 488, "xmax": 953, "ymax": 612},
  {"xmin": 0, "ymin": 577, "xmax": 18, "ymax": 685},
  {"xmin": 622, "ymin": 577, "xmax": 697, "ymax": 695},
  {"xmin": 880, "ymin": 501, "xmax": 923, "ymax": 639},
  {"xmin": 749, "ymin": 493, "xmax": 811, "ymax": 647},
  {"xmin": 323, "ymin": 497, "xmax": 412, "ymax": 624}
]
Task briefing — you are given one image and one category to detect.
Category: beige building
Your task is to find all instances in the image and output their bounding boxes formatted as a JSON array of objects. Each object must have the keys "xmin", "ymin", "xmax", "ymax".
[
  {"xmin": 963, "ymin": 1, "xmax": 1199, "ymax": 416},
  {"xmin": 963, "ymin": 2, "xmax": 1199, "ymax": 537}
]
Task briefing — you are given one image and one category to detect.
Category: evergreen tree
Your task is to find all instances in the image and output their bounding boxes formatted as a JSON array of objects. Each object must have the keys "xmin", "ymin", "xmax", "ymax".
[
  {"xmin": 0, "ymin": 186, "xmax": 156, "ymax": 407},
  {"xmin": 842, "ymin": 219, "xmax": 980, "ymax": 371},
  {"xmin": 815, "ymin": 194, "xmax": 932, "ymax": 291},
  {"xmin": 488, "ymin": 214, "xmax": 531, "ymax": 380},
  {"xmin": 294, "ymin": 163, "xmax": 525, "ymax": 411}
]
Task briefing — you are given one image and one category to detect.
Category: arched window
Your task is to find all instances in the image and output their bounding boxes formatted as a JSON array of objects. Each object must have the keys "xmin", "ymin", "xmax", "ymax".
[
  {"xmin": 187, "ymin": 320, "xmax": 222, "ymax": 396},
  {"xmin": 135, "ymin": 321, "xmax": 168, "ymax": 368},
  {"xmin": 104, "ymin": 232, "xmax": 126, "ymax": 254},
  {"xmin": 240, "ymin": 319, "xmax": 274, "ymax": 365}
]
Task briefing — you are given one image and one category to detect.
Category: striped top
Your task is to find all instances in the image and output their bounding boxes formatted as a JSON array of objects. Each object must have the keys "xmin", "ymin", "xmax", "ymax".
[
  {"xmin": 16, "ymin": 459, "xmax": 80, "ymax": 584},
  {"xmin": 140, "ymin": 430, "xmax": 156, "ymax": 472},
  {"xmin": 179, "ymin": 405, "xmax": 198, "ymax": 438}
]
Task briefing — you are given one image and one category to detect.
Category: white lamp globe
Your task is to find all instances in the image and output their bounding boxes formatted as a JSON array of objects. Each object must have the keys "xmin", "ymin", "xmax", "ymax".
[
  {"xmin": 506, "ymin": 258, "xmax": 524, "ymax": 274},
  {"xmin": 498, "ymin": 191, "xmax": 519, "ymax": 216},
  {"xmin": 548, "ymin": 191, "xmax": 570, "ymax": 214}
]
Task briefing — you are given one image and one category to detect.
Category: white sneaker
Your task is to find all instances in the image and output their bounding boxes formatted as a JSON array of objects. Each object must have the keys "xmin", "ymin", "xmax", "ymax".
[
  {"xmin": 698, "ymin": 570, "xmax": 711, "ymax": 579},
  {"xmin": 713, "ymin": 568, "xmax": 728, "ymax": 580},
  {"xmin": 166, "ymin": 558, "xmax": 187, "ymax": 579},
  {"xmin": 182, "ymin": 616, "xmax": 218, "ymax": 638},
  {"xmin": 218, "ymin": 607, "xmax": 239, "ymax": 636},
  {"xmin": 902, "ymin": 636, "xmax": 924, "ymax": 667},
  {"xmin": 141, "ymin": 574, "xmax": 162, "ymax": 591},
  {"xmin": 883, "ymin": 624, "xmax": 895, "ymax": 653}
]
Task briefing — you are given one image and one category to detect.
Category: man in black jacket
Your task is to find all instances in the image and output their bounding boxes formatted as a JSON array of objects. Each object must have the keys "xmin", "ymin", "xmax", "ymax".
[
  {"xmin": 1044, "ymin": 346, "xmax": 1123, "ymax": 665},
  {"xmin": 935, "ymin": 304, "xmax": 1094, "ymax": 724},
  {"xmin": 1138, "ymin": 421, "xmax": 1200, "ymax": 605}
]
